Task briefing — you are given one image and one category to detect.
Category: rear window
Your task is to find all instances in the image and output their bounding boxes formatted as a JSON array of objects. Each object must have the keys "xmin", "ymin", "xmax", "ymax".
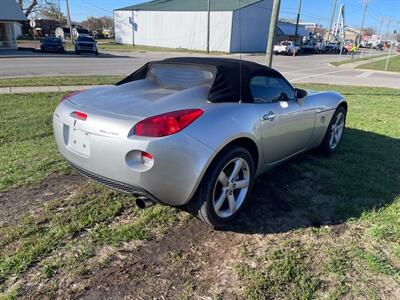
[
  {"xmin": 147, "ymin": 64, "xmax": 215, "ymax": 90},
  {"xmin": 77, "ymin": 37, "xmax": 95, "ymax": 42}
]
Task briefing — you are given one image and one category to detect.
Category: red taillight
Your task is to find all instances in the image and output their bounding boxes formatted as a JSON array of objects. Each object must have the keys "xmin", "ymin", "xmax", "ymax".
[
  {"xmin": 71, "ymin": 111, "xmax": 88, "ymax": 121},
  {"xmin": 134, "ymin": 109, "xmax": 204, "ymax": 137},
  {"xmin": 60, "ymin": 90, "xmax": 86, "ymax": 102}
]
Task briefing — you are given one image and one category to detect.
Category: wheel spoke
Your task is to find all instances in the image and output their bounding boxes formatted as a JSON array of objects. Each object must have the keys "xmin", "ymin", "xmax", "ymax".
[
  {"xmin": 227, "ymin": 194, "xmax": 236, "ymax": 213},
  {"xmin": 335, "ymin": 132, "xmax": 341, "ymax": 142},
  {"xmin": 229, "ymin": 159, "xmax": 243, "ymax": 181},
  {"xmin": 329, "ymin": 131, "xmax": 335, "ymax": 147},
  {"xmin": 214, "ymin": 189, "xmax": 227, "ymax": 212},
  {"xmin": 218, "ymin": 171, "xmax": 228, "ymax": 186},
  {"xmin": 335, "ymin": 114, "xmax": 342, "ymax": 126},
  {"xmin": 234, "ymin": 179, "xmax": 249, "ymax": 189}
]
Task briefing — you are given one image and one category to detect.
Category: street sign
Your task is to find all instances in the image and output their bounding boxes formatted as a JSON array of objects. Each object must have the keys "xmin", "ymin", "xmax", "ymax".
[
  {"xmin": 29, "ymin": 20, "xmax": 36, "ymax": 29},
  {"xmin": 55, "ymin": 27, "xmax": 64, "ymax": 40}
]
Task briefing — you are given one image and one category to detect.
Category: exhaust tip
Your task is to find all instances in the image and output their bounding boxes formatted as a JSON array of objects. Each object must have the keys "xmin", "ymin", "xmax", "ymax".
[{"xmin": 135, "ymin": 198, "xmax": 154, "ymax": 209}]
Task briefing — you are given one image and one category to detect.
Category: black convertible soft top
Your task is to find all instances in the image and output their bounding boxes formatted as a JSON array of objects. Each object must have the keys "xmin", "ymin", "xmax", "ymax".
[{"xmin": 117, "ymin": 57, "xmax": 285, "ymax": 103}]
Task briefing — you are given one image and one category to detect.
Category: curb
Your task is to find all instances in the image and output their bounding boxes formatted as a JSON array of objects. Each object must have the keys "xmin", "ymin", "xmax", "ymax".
[{"xmin": 354, "ymin": 68, "xmax": 400, "ymax": 76}]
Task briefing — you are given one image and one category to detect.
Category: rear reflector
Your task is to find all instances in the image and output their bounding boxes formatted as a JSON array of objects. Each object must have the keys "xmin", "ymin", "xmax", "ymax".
[
  {"xmin": 141, "ymin": 151, "xmax": 154, "ymax": 166},
  {"xmin": 71, "ymin": 111, "xmax": 88, "ymax": 121}
]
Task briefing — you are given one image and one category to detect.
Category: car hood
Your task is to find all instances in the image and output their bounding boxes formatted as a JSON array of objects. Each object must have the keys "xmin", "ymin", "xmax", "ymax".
[{"xmin": 67, "ymin": 79, "xmax": 210, "ymax": 119}]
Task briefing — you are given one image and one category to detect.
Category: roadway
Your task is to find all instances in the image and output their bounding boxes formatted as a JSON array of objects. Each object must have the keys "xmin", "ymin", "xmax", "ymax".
[{"xmin": 0, "ymin": 49, "xmax": 398, "ymax": 89}]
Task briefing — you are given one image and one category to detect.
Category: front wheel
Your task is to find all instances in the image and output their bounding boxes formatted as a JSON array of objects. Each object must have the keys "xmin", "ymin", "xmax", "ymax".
[
  {"xmin": 320, "ymin": 106, "xmax": 346, "ymax": 155},
  {"xmin": 187, "ymin": 146, "xmax": 255, "ymax": 228}
]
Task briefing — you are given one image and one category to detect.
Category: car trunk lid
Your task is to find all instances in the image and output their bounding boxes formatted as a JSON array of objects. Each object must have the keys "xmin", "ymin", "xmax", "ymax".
[{"xmin": 67, "ymin": 80, "xmax": 209, "ymax": 120}]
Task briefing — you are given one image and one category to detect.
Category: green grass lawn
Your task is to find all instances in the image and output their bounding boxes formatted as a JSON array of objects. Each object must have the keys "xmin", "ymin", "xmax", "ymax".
[
  {"xmin": 330, "ymin": 54, "xmax": 387, "ymax": 66},
  {"xmin": 97, "ymin": 41, "xmax": 226, "ymax": 54},
  {"xmin": 0, "ymin": 93, "xmax": 70, "ymax": 190},
  {"xmin": 0, "ymin": 85, "xmax": 399, "ymax": 298},
  {"xmin": 0, "ymin": 76, "xmax": 123, "ymax": 88},
  {"xmin": 356, "ymin": 54, "xmax": 400, "ymax": 72}
]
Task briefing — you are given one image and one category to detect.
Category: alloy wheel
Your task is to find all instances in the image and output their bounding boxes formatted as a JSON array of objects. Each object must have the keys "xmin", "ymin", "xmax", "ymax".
[
  {"xmin": 329, "ymin": 111, "xmax": 345, "ymax": 149},
  {"xmin": 212, "ymin": 158, "xmax": 250, "ymax": 218}
]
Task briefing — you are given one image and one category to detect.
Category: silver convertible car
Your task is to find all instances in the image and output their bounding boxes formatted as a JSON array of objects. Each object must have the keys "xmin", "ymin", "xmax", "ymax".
[{"xmin": 53, "ymin": 57, "xmax": 347, "ymax": 227}]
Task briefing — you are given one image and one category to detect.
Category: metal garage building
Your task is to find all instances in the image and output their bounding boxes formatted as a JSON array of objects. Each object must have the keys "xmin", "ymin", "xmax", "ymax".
[{"xmin": 114, "ymin": 0, "xmax": 273, "ymax": 53}]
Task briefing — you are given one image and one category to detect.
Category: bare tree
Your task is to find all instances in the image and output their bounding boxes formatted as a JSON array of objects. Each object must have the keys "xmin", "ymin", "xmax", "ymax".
[
  {"xmin": 80, "ymin": 16, "xmax": 113, "ymax": 33},
  {"xmin": 37, "ymin": 2, "xmax": 66, "ymax": 25},
  {"xmin": 17, "ymin": 0, "xmax": 55, "ymax": 18},
  {"xmin": 364, "ymin": 27, "xmax": 376, "ymax": 36}
]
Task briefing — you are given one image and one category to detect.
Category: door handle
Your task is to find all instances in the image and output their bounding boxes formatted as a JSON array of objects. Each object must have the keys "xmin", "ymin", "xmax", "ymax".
[{"xmin": 263, "ymin": 111, "xmax": 276, "ymax": 121}]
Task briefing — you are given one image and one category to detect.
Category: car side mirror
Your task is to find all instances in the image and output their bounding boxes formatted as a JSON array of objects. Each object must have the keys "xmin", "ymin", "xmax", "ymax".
[{"xmin": 295, "ymin": 88, "xmax": 307, "ymax": 99}]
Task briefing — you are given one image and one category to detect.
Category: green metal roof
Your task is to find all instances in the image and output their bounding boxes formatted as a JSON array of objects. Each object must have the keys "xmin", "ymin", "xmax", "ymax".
[{"xmin": 115, "ymin": 0, "xmax": 263, "ymax": 12}]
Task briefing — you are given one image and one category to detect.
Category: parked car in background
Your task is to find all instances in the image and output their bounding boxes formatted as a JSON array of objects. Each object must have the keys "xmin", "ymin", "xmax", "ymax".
[
  {"xmin": 273, "ymin": 41, "xmax": 300, "ymax": 55},
  {"xmin": 343, "ymin": 44, "xmax": 353, "ymax": 53},
  {"xmin": 300, "ymin": 40, "xmax": 325, "ymax": 54},
  {"xmin": 40, "ymin": 37, "xmax": 66, "ymax": 53},
  {"xmin": 324, "ymin": 42, "xmax": 341, "ymax": 53},
  {"xmin": 53, "ymin": 57, "xmax": 347, "ymax": 227},
  {"xmin": 75, "ymin": 36, "xmax": 98, "ymax": 55},
  {"xmin": 374, "ymin": 43, "xmax": 384, "ymax": 51}
]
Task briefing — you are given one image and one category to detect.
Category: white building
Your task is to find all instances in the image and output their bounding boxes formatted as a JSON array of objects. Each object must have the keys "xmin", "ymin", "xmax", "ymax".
[
  {"xmin": 299, "ymin": 23, "xmax": 323, "ymax": 33},
  {"xmin": 114, "ymin": 0, "xmax": 273, "ymax": 53},
  {"xmin": 0, "ymin": 0, "xmax": 26, "ymax": 49}
]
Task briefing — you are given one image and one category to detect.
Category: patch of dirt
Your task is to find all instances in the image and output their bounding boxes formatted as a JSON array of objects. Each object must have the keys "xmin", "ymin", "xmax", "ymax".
[
  {"xmin": 75, "ymin": 219, "xmax": 248, "ymax": 299},
  {"xmin": 0, "ymin": 173, "xmax": 83, "ymax": 227}
]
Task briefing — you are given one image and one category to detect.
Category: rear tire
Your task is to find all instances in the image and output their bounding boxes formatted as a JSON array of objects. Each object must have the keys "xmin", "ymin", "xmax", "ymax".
[
  {"xmin": 319, "ymin": 106, "xmax": 346, "ymax": 155},
  {"xmin": 186, "ymin": 146, "xmax": 255, "ymax": 228}
]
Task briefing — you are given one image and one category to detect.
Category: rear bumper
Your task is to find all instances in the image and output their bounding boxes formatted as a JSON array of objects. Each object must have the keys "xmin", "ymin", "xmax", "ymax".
[
  {"xmin": 68, "ymin": 160, "xmax": 159, "ymax": 202},
  {"xmin": 75, "ymin": 46, "xmax": 97, "ymax": 53},
  {"xmin": 53, "ymin": 101, "xmax": 215, "ymax": 206},
  {"xmin": 42, "ymin": 46, "xmax": 64, "ymax": 52}
]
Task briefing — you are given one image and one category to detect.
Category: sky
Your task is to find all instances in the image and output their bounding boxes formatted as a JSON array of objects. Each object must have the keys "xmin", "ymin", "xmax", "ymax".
[{"xmin": 62, "ymin": 0, "xmax": 400, "ymax": 33}]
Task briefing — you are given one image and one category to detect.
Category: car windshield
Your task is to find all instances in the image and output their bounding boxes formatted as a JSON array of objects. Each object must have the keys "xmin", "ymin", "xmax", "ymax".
[
  {"xmin": 77, "ymin": 37, "xmax": 95, "ymax": 42},
  {"xmin": 147, "ymin": 64, "xmax": 215, "ymax": 90}
]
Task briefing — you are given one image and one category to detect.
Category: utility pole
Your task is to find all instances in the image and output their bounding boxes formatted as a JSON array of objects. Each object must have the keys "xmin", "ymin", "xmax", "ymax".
[
  {"xmin": 384, "ymin": 19, "xmax": 393, "ymax": 71},
  {"xmin": 358, "ymin": 0, "xmax": 368, "ymax": 45},
  {"xmin": 378, "ymin": 17, "xmax": 384, "ymax": 38},
  {"xmin": 327, "ymin": 0, "xmax": 337, "ymax": 42},
  {"xmin": 206, "ymin": 0, "xmax": 211, "ymax": 53},
  {"xmin": 65, "ymin": 0, "xmax": 74, "ymax": 44},
  {"xmin": 265, "ymin": 0, "xmax": 281, "ymax": 67},
  {"xmin": 294, "ymin": 0, "xmax": 302, "ymax": 45},
  {"xmin": 131, "ymin": 11, "xmax": 135, "ymax": 46},
  {"xmin": 385, "ymin": 18, "xmax": 391, "ymax": 41},
  {"xmin": 57, "ymin": 0, "xmax": 61, "ymax": 23}
]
